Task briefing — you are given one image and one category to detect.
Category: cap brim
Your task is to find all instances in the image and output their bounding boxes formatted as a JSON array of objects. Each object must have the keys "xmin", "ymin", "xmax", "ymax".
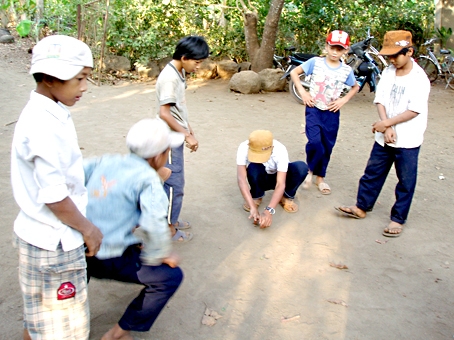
[
  {"xmin": 30, "ymin": 59, "xmax": 85, "ymax": 81},
  {"xmin": 379, "ymin": 46, "xmax": 409, "ymax": 56},
  {"xmin": 169, "ymin": 131, "xmax": 185, "ymax": 148},
  {"xmin": 327, "ymin": 42, "xmax": 349, "ymax": 49},
  {"xmin": 248, "ymin": 149, "xmax": 272, "ymax": 163}
]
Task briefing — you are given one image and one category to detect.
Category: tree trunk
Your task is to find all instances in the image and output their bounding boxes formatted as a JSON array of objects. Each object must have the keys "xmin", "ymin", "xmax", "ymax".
[{"xmin": 242, "ymin": 0, "xmax": 285, "ymax": 72}]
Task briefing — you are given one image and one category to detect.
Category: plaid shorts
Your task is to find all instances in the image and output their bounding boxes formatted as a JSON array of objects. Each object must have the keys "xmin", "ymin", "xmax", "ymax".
[{"xmin": 14, "ymin": 234, "xmax": 90, "ymax": 340}]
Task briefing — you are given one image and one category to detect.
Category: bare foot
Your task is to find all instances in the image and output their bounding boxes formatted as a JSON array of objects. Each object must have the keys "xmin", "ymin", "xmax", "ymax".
[
  {"xmin": 383, "ymin": 221, "xmax": 404, "ymax": 237},
  {"xmin": 302, "ymin": 171, "xmax": 313, "ymax": 189},
  {"xmin": 101, "ymin": 324, "xmax": 133, "ymax": 340}
]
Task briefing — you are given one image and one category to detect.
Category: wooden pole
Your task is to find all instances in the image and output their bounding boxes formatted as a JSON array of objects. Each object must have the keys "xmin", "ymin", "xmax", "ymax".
[{"xmin": 98, "ymin": 0, "xmax": 110, "ymax": 86}]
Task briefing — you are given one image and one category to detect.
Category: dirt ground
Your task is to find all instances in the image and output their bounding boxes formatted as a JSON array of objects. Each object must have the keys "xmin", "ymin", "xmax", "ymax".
[{"xmin": 1, "ymin": 39, "xmax": 454, "ymax": 340}]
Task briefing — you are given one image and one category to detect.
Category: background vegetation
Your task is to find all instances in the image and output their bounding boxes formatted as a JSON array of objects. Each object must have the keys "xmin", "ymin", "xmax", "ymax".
[{"xmin": 2, "ymin": 0, "xmax": 435, "ymax": 66}]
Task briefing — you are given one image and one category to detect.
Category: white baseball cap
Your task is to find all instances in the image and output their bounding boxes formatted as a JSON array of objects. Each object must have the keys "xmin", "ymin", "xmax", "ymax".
[
  {"xmin": 30, "ymin": 35, "xmax": 93, "ymax": 81},
  {"xmin": 126, "ymin": 118, "xmax": 185, "ymax": 159}
]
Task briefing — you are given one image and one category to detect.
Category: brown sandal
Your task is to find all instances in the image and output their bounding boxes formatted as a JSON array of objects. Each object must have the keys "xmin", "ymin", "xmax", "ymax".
[
  {"xmin": 243, "ymin": 198, "xmax": 262, "ymax": 212},
  {"xmin": 279, "ymin": 197, "xmax": 299, "ymax": 213}
]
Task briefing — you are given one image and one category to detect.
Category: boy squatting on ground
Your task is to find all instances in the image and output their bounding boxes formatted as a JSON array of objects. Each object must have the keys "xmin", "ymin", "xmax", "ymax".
[
  {"xmin": 290, "ymin": 30, "xmax": 360, "ymax": 195},
  {"xmin": 335, "ymin": 30, "xmax": 430, "ymax": 237},
  {"xmin": 84, "ymin": 118, "xmax": 184, "ymax": 340},
  {"xmin": 237, "ymin": 130, "xmax": 308, "ymax": 228},
  {"xmin": 156, "ymin": 35, "xmax": 210, "ymax": 242},
  {"xmin": 10, "ymin": 35, "xmax": 103, "ymax": 340}
]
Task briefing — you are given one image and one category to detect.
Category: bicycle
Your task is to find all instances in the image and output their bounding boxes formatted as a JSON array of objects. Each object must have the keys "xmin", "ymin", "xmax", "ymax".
[{"xmin": 415, "ymin": 38, "xmax": 454, "ymax": 89}]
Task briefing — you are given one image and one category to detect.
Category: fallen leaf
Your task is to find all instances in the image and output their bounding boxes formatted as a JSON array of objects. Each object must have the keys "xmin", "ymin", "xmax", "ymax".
[
  {"xmin": 327, "ymin": 299, "xmax": 348, "ymax": 307},
  {"xmin": 375, "ymin": 239, "xmax": 388, "ymax": 244},
  {"xmin": 201, "ymin": 307, "xmax": 222, "ymax": 326},
  {"xmin": 329, "ymin": 262, "xmax": 348, "ymax": 269}
]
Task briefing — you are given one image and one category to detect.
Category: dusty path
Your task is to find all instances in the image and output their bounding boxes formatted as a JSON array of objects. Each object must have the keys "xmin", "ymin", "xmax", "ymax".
[{"xmin": 1, "ymin": 41, "xmax": 454, "ymax": 339}]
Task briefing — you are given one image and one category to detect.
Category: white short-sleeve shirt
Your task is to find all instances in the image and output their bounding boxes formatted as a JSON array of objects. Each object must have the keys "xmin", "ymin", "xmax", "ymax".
[
  {"xmin": 373, "ymin": 59, "xmax": 430, "ymax": 148},
  {"xmin": 11, "ymin": 91, "xmax": 86, "ymax": 251},
  {"xmin": 236, "ymin": 139, "xmax": 289, "ymax": 174}
]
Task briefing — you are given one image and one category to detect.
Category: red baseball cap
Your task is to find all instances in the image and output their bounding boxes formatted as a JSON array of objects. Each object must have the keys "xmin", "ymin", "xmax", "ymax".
[{"xmin": 326, "ymin": 30, "xmax": 350, "ymax": 49}]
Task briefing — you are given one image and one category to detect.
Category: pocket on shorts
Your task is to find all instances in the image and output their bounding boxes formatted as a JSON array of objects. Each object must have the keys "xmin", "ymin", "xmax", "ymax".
[{"xmin": 40, "ymin": 251, "xmax": 88, "ymax": 310}]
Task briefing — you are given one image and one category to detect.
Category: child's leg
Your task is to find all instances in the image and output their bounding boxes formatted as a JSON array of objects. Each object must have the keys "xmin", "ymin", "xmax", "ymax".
[
  {"xmin": 284, "ymin": 161, "xmax": 308, "ymax": 198},
  {"xmin": 305, "ymin": 107, "xmax": 325, "ymax": 174},
  {"xmin": 356, "ymin": 142, "xmax": 394, "ymax": 212},
  {"xmin": 246, "ymin": 163, "xmax": 271, "ymax": 199},
  {"xmin": 163, "ymin": 144, "xmax": 185, "ymax": 225},
  {"xmin": 316, "ymin": 110, "xmax": 340, "ymax": 179},
  {"xmin": 390, "ymin": 146, "xmax": 420, "ymax": 224}
]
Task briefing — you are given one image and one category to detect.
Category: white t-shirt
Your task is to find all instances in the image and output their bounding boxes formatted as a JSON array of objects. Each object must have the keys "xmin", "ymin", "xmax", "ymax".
[
  {"xmin": 236, "ymin": 139, "xmax": 289, "ymax": 174},
  {"xmin": 155, "ymin": 62, "xmax": 190, "ymax": 132},
  {"xmin": 373, "ymin": 59, "xmax": 430, "ymax": 148},
  {"xmin": 11, "ymin": 91, "xmax": 86, "ymax": 251}
]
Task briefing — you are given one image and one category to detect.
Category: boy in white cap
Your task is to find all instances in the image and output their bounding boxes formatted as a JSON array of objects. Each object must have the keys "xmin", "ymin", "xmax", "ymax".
[
  {"xmin": 290, "ymin": 30, "xmax": 359, "ymax": 195},
  {"xmin": 11, "ymin": 35, "xmax": 103, "ymax": 339},
  {"xmin": 84, "ymin": 118, "xmax": 185, "ymax": 340},
  {"xmin": 335, "ymin": 30, "xmax": 430, "ymax": 237},
  {"xmin": 237, "ymin": 130, "xmax": 308, "ymax": 229}
]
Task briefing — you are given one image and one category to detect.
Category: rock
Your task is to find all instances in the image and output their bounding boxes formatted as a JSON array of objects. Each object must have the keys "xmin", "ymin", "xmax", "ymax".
[
  {"xmin": 136, "ymin": 60, "xmax": 160, "ymax": 79},
  {"xmin": 102, "ymin": 55, "xmax": 131, "ymax": 72},
  {"xmin": 229, "ymin": 71, "xmax": 261, "ymax": 94},
  {"xmin": 238, "ymin": 62, "xmax": 251, "ymax": 72},
  {"xmin": 157, "ymin": 56, "xmax": 173, "ymax": 71},
  {"xmin": 217, "ymin": 60, "xmax": 238, "ymax": 79},
  {"xmin": 258, "ymin": 68, "xmax": 286, "ymax": 92},
  {"xmin": 0, "ymin": 28, "xmax": 11, "ymax": 37},
  {"xmin": 196, "ymin": 59, "xmax": 217, "ymax": 79},
  {"xmin": 0, "ymin": 34, "xmax": 14, "ymax": 43}
]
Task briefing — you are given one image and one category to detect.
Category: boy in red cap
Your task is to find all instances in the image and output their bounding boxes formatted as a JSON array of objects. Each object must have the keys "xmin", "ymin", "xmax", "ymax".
[
  {"xmin": 335, "ymin": 30, "xmax": 430, "ymax": 237},
  {"xmin": 290, "ymin": 30, "xmax": 359, "ymax": 195}
]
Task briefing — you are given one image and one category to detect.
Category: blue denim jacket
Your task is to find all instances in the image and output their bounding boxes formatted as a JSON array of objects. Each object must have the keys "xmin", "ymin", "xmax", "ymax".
[{"xmin": 84, "ymin": 153, "xmax": 171, "ymax": 265}]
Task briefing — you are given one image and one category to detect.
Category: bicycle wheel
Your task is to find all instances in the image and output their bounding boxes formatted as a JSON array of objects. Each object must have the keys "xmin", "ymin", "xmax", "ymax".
[
  {"xmin": 445, "ymin": 58, "xmax": 454, "ymax": 90},
  {"xmin": 416, "ymin": 56, "xmax": 438, "ymax": 83}
]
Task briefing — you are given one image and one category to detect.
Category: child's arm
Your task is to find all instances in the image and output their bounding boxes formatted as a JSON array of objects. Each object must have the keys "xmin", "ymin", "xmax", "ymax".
[
  {"xmin": 328, "ymin": 83, "xmax": 359, "ymax": 112},
  {"xmin": 46, "ymin": 197, "xmax": 103, "ymax": 256},
  {"xmin": 372, "ymin": 104, "xmax": 418, "ymax": 132},
  {"xmin": 290, "ymin": 66, "xmax": 315, "ymax": 107},
  {"xmin": 258, "ymin": 171, "xmax": 285, "ymax": 228},
  {"xmin": 237, "ymin": 165, "xmax": 260, "ymax": 223},
  {"xmin": 159, "ymin": 104, "xmax": 198, "ymax": 152}
]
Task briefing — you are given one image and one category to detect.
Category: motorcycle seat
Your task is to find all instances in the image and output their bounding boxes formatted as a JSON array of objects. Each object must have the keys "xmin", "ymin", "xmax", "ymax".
[{"xmin": 440, "ymin": 49, "xmax": 451, "ymax": 55}]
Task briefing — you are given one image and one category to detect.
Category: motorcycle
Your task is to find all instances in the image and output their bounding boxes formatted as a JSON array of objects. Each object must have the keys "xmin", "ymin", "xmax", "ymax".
[{"xmin": 278, "ymin": 29, "xmax": 387, "ymax": 105}]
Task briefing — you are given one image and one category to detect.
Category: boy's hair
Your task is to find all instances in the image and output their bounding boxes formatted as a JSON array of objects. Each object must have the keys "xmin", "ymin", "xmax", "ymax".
[
  {"xmin": 33, "ymin": 72, "xmax": 65, "ymax": 83},
  {"xmin": 30, "ymin": 35, "xmax": 93, "ymax": 81},
  {"xmin": 173, "ymin": 35, "xmax": 209, "ymax": 60}
]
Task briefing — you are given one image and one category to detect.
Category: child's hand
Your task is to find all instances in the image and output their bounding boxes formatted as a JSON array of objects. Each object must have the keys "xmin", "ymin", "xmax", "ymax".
[
  {"xmin": 372, "ymin": 120, "xmax": 388, "ymax": 133},
  {"xmin": 185, "ymin": 134, "xmax": 199, "ymax": 152},
  {"xmin": 259, "ymin": 211, "xmax": 273, "ymax": 229},
  {"xmin": 327, "ymin": 97, "xmax": 347, "ymax": 112},
  {"xmin": 301, "ymin": 91, "xmax": 315, "ymax": 107},
  {"xmin": 384, "ymin": 127, "xmax": 396, "ymax": 144},
  {"xmin": 162, "ymin": 251, "xmax": 180, "ymax": 268},
  {"xmin": 83, "ymin": 224, "xmax": 103, "ymax": 257},
  {"xmin": 248, "ymin": 206, "xmax": 260, "ymax": 225}
]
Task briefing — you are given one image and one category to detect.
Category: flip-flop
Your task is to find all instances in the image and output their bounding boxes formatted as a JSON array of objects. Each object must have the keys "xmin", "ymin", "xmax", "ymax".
[
  {"xmin": 382, "ymin": 225, "xmax": 403, "ymax": 237},
  {"xmin": 172, "ymin": 220, "xmax": 191, "ymax": 230},
  {"xmin": 317, "ymin": 182, "xmax": 331, "ymax": 195},
  {"xmin": 172, "ymin": 229, "xmax": 193, "ymax": 242},
  {"xmin": 334, "ymin": 206, "xmax": 365, "ymax": 219},
  {"xmin": 243, "ymin": 198, "xmax": 262, "ymax": 212},
  {"xmin": 279, "ymin": 197, "xmax": 299, "ymax": 213}
]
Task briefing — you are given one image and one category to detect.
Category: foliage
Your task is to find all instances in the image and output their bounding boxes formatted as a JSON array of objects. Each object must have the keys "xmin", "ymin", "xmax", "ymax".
[
  {"xmin": 435, "ymin": 26, "xmax": 452, "ymax": 48},
  {"xmin": 2, "ymin": 0, "xmax": 435, "ymax": 66}
]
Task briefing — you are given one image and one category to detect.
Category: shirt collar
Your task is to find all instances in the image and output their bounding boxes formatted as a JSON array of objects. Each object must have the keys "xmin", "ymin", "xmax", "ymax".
[{"xmin": 30, "ymin": 90, "xmax": 71, "ymax": 122}]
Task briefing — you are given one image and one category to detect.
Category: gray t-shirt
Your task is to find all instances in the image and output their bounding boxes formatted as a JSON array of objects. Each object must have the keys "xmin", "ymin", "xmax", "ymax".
[{"xmin": 155, "ymin": 62, "xmax": 190, "ymax": 132}]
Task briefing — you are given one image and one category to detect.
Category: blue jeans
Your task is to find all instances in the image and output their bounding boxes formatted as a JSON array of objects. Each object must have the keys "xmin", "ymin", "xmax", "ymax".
[
  {"xmin": 356, "ymin": 142, "xmax": 420, "ymax": 224},
  {"xmin": 164, "ymin": 144, "xmax": 185, "ymax": 225},
  {"xmin": 87, "ymin": 245, "xmax": 183, "ymax": 332},
  {"xmin": 247, "ymin": 161, "xmax": 308, "ymax": 199},
  {"xmin": 305, "ymin": 106, "xmax": 340, "ymax": 177}
]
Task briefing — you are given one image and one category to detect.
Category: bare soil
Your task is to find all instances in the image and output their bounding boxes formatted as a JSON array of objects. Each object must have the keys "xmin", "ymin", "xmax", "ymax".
[{"xmin": 1, "ymin": 38, "xmax": 454, "ymax": 339}]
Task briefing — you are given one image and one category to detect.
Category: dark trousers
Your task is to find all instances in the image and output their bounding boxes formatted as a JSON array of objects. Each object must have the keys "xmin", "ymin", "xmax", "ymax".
[
  {"xmin": 87, "ymin": 245, "xmax": 183, "ymax": 332},
  {"xmin": 305, "ymin": 106, "xmax": 340, "ymax": 177},
  {"xmin": 356, "ymin": 142, "xmax": 420, "ymax": 224},
  {"xmin": 247, "ymin": 161, "xmax": 308, "ymax": 199}
]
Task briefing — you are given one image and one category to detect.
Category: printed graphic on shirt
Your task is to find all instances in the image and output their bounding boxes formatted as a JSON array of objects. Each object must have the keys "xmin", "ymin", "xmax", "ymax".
[
  {"xmin": 92, "ymin": 175, "xmax": 116, "ymax": 198},
  {"xmin": 57, "ymin": 282, "xmax": 76, "ymax": 300},
  {"xmin": 389, "ymin": 83, "xmax": 406, "ymax": 118}
]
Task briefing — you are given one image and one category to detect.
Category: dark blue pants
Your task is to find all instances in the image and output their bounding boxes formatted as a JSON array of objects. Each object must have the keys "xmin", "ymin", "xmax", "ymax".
[
  {"xmin": 305, "ymin": 106, "xmax": 340, "ymax": 177},
  {"xmin": 164, "ymin": 144, "xmax": 185, "ymax": 225},
  {"xmin": 356, "ymin": 142, "xmax": 420, "ymax": 224},
  {"xmin": 86, "ymin": 245, "xmax": 183, "ymax": 332},
  {"xmin": 247, "ymin": 161, "xmax": 308, "ymax": 199}
]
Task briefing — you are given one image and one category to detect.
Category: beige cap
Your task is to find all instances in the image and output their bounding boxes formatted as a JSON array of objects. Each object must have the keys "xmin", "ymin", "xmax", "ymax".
[{"xmin": 248, "ymin": 130, "xmax": 273, "ymax": 163}]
